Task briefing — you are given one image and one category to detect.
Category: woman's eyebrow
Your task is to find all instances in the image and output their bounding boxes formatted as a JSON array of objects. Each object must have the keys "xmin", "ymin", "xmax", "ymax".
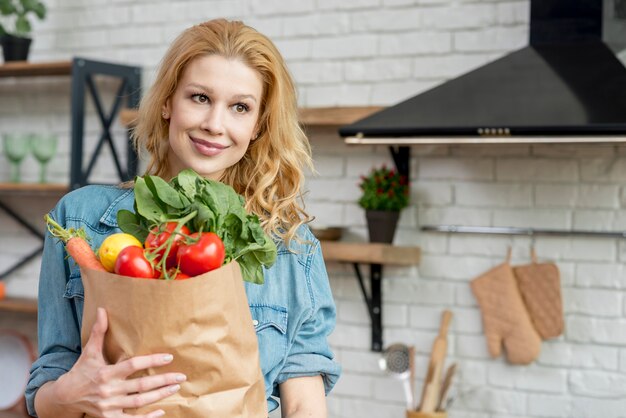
[{"xmin": 186, "ymin": 83, "xmax": 257, "ymax": 103}]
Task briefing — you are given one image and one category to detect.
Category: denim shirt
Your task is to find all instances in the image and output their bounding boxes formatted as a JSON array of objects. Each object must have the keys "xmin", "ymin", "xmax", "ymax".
[{"xmin": 25, "ymin": 185, "xmax": 341, "ymax": 416}]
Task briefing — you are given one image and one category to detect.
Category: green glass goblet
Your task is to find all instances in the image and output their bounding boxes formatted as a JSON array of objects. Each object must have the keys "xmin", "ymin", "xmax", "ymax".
[
  {"xmin": 30, "ymin": 134, "xmax": 58, "ymax": 184},
  {"xmin": 2, "ymin": 134, "xmax": 31, "ymax": 183}
]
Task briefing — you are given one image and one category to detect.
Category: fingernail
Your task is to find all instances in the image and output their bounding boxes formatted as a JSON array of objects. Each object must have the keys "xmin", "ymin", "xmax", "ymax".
[
  {"xmin": 169, "ymin": 384, "xmax": 180, "ymax": 394},
  {"xmin": 153, "ymin": 410, "xmax": 165, "ymax": 417},
  {"xmin": 162, "ymin": 354, "xmax": 173, "ymax": 363},
  {"xmin": 176, "ymin": 374, "xmax": 186, "ymax": 382}
]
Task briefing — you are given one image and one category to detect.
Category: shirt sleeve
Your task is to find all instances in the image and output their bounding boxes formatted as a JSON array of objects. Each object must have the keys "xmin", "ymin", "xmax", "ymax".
[
  {"xmin": 25, "ymin": 207, "xmax": 82, "ymax": 417},
  {"xmin": 275, "ymin": 239, "xmax": 341, "ymax": 395}
]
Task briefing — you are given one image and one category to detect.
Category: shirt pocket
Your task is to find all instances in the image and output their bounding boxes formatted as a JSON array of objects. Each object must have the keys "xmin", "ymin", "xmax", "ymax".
[
  {"xmin": 249, "ymin": 305, "xmax": 288, "ymax": 377},
  {"xmin": 64, "ymin": 272, "xmax": 85, "ymax": 325}
]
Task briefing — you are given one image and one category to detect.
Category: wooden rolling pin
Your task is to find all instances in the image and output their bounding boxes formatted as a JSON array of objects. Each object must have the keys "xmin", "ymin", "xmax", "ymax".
[{"xmin": 418, "ymin": 309, "xmax": 453, "ymax": 413}]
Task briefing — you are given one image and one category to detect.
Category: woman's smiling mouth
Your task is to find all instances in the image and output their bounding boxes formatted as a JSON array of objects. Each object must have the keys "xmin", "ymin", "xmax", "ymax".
[{"xmin": 190, "ymin": 135, "xmax": 228, "ymax": 156}]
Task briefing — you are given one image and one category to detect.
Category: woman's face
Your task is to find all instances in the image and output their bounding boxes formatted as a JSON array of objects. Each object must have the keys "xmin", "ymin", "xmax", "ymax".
[{"xmin": 164, "ymin": 54, "xmax": 263, "ymax": 180}]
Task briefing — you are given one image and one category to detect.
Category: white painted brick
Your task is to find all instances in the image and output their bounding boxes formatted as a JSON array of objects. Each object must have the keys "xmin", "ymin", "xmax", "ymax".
[
  {"xmin": 249, "ymin": 0, "xmax": 315, "ymax": 16},
  {"xmin": 457, "ymin": 360, "xmax": 488, "ymax": 386},
  {"xmin": 527, "ymin": 393, "xmax": 572, "ymax": 418},
  {"xmin": 456, "ymin": 283, "xmax": 479, "ymax": 307},
  {"xmin": 459, "ymin": 387, "xmax": 527, "ymax": 415},
  {"xmin": 535, "ymin": 184, "xmax": 578, "ymax": 207},
  {"xmin": 488, "ymin": 363, "xmax": 567, "ymax": 393},
  {"xmin": 496, "ymin": 158, "xmax": 578, "ymax": 182},
  {"xmin": 581, "ymin": 158, "xmax": 626, "ymax": 182},
  {"xmin": 534, "ymin": 237, "xmax": 617, "ymax": 263},
  {"xmin": 421, "ymin": 4, "xmax": 497, "ymax": 30},
  {"xmin": 304, "ymin": 84, "xmax": 371, "ymax": 107},
  {"xmin": 337, "ymin": 300, "xmax": 369, "ymax": 325},
  {"xmin": 496, "ymin": 1, "xmax": 530, "ymax": 25},
  {"xmin": 309, "ymin": 155, "xmax": 345, "ymax": 177},
  {"xmin": 572, "ymin": 209, "xmax": 616, "ymax": 231},
  {"xmin": 351, "ymin": 8, "xmax": 423, "ymax": 32},
  {"xmin": 372, "ymin": 375, "xmax": 412, "ymax": 403},
  {"xmin": 538, "ymin": 342, "xmax": 618, "ymax": 371},
  {"xmin": 307, "ymin": 178, "xmax": 361, "ymax": 202},
  {"xmin": 383, "ymin": 0, "xmax": 419, "ymax": 6},
  {"xmin": 244, "ymin": 17, "xmax": 283, "ymax": 38},
  {"xmin": 413, "ymin": 53, "xmax": 494, "ymax": 79},
  {"xmin": 289, "ymin": 61, "xmax": 343, "ymax": 84},
  {"xmin": 456, "ymin": 183, "xmax": 532, "ymax": 208},
  {"xmin": 109, "ymin": 26, "xmax": 164, "ymax": 46},
  {"xmin": 345, "ymin": 58, "xmax": 412, "ymax": 82},
  {"xmin": 417, "ymin": 232, "xmax": 448, "ymax": 253},
  {"xmin": 379, "ymin": 31, "xmax": 452, "ymax": 56},
  {"xmin": 570, "ymin": 397, "xmax": 626, "ymax": 418},
  {"xmin": 332, "ymin": 372, "xmax": 373, "ymax": 397},
  {"xmin": 567, "ymin": 317, "xmax": 626, "ymax": 345},
  {"xmin": 328, "ymin": 323, "xmax": 371, "ymax": 349},
  {"xmin": 386, "ymin": 277, "xmax": 455, "ymax": 305},
  {"xmin": 273, "ymin": 38, "xmax": 311, "ymax": 60},
  {"xmin": 569, "ymin": 370, "xmax": 626, "ymax": 398},
  {"xmin": 419, "ymin": 207, "xmax": 491, "ymax": 227},
  {"xmin": 454, "ymin": 26, "xmax": 528, "ymax": 52},
  {"xmin": 419, "ymin": 157, "xmax": 494, "ymax": 180},
  {"xmin": 312, "ymin": 35, "xmax": 378, "ymax": 59},
  {"xmin": 317, "ymin": 0, "xmax": 382, "ymax": 11},
  {"xmin": 56, "ymin": 30, "xmax": 109, "ymax": 49},
  {"xmin": 419, "ymin": 254, "xmax": 494, "ymax": 280},
  {"xmin": 414, "ymin": 181, "xmax": 453, "ymax": 206},
  {"xmin": 456, "ymin": 334, "xmax": 491, "ymax": 359},
  {"xmin": 621, "ymin": 349, "xmax": 626, "ymax": 373},
  {"xmin": 577, "ymin": 184, "xmax": 621, "ymax": 209},
  {"xmin": 614, "ymin": 210, "xmax": 626, "ymax": 230},
  {"xmin": 338, "ymin": 397, "xmax": 405, "ymax": 418},
  {"xmin": 383, "ymin": 303, "xmax": 409, "ymax": 327},
  {"xmin": 306, "ymin": 201, "xmax": 346, "ymax": 226},
  {"xmin": 576, "ymin": 263, "xmax": 626, "ymax": 289},
  {"xmin": 371, "ymin": 80, "xmax": 438, "ymax": 105},
  {"xmin": 450, "ymin": 307, "xmax": 483, "ymax": 334},
  {"xmin": 282, "ymin": 13, "xmax": 350, "ymax": 37},
  {"xmin": 563, "ymin": 288, "xmax": 622, "ymax": 317},
  {"xmin": 493, "ymin": 208, "xmax": 571, "ymax": 229}
]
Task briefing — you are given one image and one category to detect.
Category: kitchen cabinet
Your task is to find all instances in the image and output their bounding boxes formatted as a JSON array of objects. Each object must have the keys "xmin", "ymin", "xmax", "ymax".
[{"xmin": 0, "ymin": 58, "xmax": 141, "ymax": 281}]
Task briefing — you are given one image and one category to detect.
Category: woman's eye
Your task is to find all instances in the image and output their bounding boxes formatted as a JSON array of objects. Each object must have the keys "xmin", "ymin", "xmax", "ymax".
[
  {"xmin": 233, "ymin": 103, "xmax": 249, "ymax": 114},
  {"xmin": 191, "ymin": 94, "xmax": 209, "ymax": 104}
]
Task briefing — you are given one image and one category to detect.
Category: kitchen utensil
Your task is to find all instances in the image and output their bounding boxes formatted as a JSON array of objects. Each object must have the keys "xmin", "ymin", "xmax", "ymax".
[
  {"xmin": 2, "ymin": 134, "xmax": 30, "ymax": 183},
  {"xmin": 409, "ymin": 345, "xmax": 415, "ymax": 410},
  {"xmin": 418, "ymin": 310, "xmax": 453, "ymax": 413},
  {"xmin": 379, "ymin": 342, "xmax": 414, "ymax": 410},
  {"xmin": 0, "ymin": 330, "xmax": 35, "ymax": 413},
  {"xmin": 436, "ymin": 363, "xmax": 457, "ymax": 411}
]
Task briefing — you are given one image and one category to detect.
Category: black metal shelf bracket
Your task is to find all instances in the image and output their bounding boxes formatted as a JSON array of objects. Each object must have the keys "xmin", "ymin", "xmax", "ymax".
[
  {"xmin": 352, "ymin": 262, "xmax": 384, "ymax": 352},
  {"xmin": 389, "ymin": 145, "xmax": 411, "ymax": 180},
  {"xmin": 0, "ymin": 200, "xmax": 45, "ymax": 280}
]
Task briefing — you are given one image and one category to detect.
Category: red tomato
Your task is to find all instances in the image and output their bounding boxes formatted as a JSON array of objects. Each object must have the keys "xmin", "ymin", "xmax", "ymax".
[
  {"xmin": 114, "ymin": 246, "xmax": 158, "ymax": 279},
  {"xmin": 177, "ymin": 232, "xmax": 225, "ymax": 277},
  {"xmin": 145, "ymin": 222, "xmax": 190, "ymax": 269},
  {"xmin": 161, "ymin": 268, "xmax": 191, "ymax": 280}
]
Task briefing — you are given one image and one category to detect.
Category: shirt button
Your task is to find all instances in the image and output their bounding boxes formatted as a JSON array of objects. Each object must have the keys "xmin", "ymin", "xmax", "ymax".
[{"xmin": 252, "ymin": 319, "xmax": 259, "ymax": 326}]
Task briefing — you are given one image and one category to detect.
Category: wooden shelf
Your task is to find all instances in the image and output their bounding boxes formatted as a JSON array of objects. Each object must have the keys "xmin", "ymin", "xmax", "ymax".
[
  {"xmin": 0, "ymin": 183, "xmax": 68, "ymax": 196},
  {"xmin": 0, "ymin": 297, "xmax": 37, "ymax": 314},
  {"xmin": 0, "ymin": 60, "xmax": 72, "ymax": 77},
  {"xmin": 119, "ymin": 106, "xmax": 384, "ymax": 128},
  {"xmin": 320, "ymin": 241, "xmax": 420, "ymax": 266}
]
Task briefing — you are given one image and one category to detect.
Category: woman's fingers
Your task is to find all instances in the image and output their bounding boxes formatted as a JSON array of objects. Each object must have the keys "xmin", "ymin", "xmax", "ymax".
[
  {"xmin": 83, "ymin": 307, "xmax": 108, "ymax": 359},
  {"xmin": 112, "ymin": 353, "xmax": 175, "ymax": 379},
  {"xmin": 108, "ymin": 372, "xmax": 186, "ymax": 397},
  {"xmin": 107, "ymin": 383, "xmax": 181, "ymax": 411}
]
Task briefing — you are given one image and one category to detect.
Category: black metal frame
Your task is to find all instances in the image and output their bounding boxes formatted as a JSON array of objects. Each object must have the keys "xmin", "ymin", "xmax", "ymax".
[
  {"xmin": 353, "ymin": 263, "xmax": 384, "ymax": 351},
  {"xmin": 70, "ymin": 57, "xmax": 141, "ymax": 189},
  {"xmin": 0, "ymin": 57, "xmax": 141, "ymax": 280}
]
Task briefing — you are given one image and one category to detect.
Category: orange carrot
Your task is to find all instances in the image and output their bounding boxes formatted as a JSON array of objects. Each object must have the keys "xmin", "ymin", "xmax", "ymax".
[{"xmin": 44, "ymin": 214, "xmax": 107, "ymax": 272}]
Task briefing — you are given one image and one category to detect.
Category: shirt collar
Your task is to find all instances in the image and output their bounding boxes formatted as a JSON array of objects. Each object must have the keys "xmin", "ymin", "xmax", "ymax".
[{"xmin": 99, "ymin": 188, "xmax": 135, "ymax": 227}]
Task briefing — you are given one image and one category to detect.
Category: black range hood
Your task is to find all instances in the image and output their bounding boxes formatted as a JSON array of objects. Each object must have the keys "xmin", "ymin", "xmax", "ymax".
[{"xmin": 339, "ymin": 0, "xmax": 626, "ymax": 144}]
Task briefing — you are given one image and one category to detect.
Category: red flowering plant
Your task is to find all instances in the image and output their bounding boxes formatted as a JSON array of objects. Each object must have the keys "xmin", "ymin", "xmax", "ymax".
[{"xmin": 358, "ymin": 165, "xmax": 409, "ymax": 211}]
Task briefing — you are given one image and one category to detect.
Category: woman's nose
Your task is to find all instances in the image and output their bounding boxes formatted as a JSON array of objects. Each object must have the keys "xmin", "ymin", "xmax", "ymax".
[{"xmin": 200, "ymin": 107, "xmax": 225, "ymax": 135}]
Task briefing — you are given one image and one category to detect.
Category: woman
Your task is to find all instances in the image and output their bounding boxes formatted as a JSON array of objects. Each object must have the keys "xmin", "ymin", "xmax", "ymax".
[{"xmin": 26, "ymin": 19, "xmax": 340, "ymax": 418}]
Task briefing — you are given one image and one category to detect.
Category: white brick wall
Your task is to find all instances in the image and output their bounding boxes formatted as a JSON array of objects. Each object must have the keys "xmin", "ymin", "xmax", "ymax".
[{"xmin": 2, "ymin": 1, "xmax": 626, "ymax": 417}]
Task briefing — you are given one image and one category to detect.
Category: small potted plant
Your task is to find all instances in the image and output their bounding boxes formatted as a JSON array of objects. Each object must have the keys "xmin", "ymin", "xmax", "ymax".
[
  {"xmin": 0, "ymin": 0, "xmax": 47, "ymax": 62},
  {"xmin": 358, "ymin": 164, "xmax": 409, "ymax": 243}
]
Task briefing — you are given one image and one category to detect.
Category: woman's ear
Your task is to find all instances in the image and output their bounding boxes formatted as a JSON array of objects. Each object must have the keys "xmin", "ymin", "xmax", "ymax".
[{"xmin": 161, "ymin": 102, "xmax": 171, "ymax": 120}]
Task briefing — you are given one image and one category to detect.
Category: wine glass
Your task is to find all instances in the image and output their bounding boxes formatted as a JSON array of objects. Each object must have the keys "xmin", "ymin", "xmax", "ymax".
[
  {"xmin": 30, "ymin": 133, "xmax": 58, "ymax": 184},
  {"xmin": 2, "ymin": 134, "xmax": 31, "ymax": 183}
]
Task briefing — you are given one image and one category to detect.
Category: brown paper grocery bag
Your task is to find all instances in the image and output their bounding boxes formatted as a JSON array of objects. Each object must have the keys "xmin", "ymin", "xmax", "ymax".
[{"xmin": 80, "ymin": 261, "xmax": 267, "ymax": 418}]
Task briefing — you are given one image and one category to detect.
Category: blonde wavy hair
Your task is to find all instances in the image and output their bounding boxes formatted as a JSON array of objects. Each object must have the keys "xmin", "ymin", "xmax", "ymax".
[{"xmin": 132, "ymin": 19, "xmax": 313, "ymax": 246}]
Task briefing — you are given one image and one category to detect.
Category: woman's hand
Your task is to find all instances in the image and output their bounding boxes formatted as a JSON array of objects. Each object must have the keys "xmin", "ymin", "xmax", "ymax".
[{"xmin": 35, "ymin": 308, "xmax": 185, "ymax": 418}]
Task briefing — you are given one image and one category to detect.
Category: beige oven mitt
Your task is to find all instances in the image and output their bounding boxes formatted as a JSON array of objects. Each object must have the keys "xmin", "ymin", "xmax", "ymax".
[
  {"xmin": 513, "ymin": 249, "xmax": 564, "ymax": 340},
  {"xmin": 470, "ymin": 251, "xmax": 541, "ymax": 365}
]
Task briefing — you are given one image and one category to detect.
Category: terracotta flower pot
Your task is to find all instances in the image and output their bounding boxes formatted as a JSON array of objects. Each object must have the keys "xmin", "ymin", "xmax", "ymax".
[{"xmin": 365, "ymin": 209, "xmax": 400, "ymax": 243}]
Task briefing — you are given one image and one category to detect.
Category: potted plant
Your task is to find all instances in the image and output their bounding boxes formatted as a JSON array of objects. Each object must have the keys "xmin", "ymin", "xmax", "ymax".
[
  {"xmin": 358, "ymin": 164, "xmax": 409, "ymax": 243},
  {"xmin": 0, "ymin": 0, "xmax": 47, "ymax": 62}
]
